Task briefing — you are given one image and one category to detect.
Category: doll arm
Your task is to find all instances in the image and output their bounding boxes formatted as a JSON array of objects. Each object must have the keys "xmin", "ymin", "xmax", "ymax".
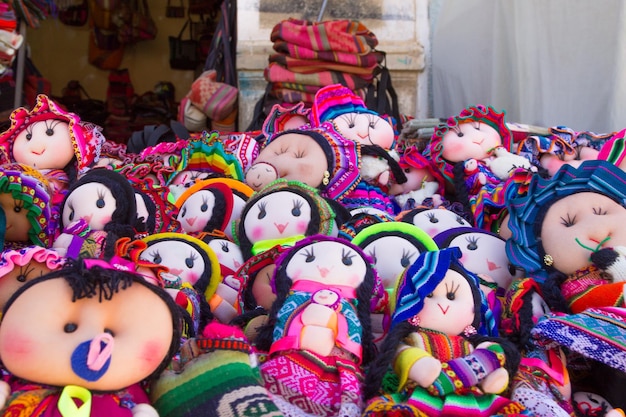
[
  {"xmin": 591, "ymin": 246, "xmax": 626, "ymax": 283},
  {"xmin": 0, "ymin": 380, "xmax": 9, "ymax": 410},
  {"xmin": 394, "ymin": 344, "xmax": 442, "ymax": 389},
  {"xmin": 299, "ymin": 303, "xmax": 338, "ymax": 357},
  {"xmin": 487, "ymin": 147, "xmax": 534, "ymax": 179},
  {"xmin": 131, "ymin": 403, "xmax": 159, "ymax": 417}
]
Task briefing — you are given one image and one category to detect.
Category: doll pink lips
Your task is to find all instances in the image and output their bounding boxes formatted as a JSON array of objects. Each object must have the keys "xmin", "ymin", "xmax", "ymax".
[
  {"xmin": 31, "ymin": 149, "xmax": 45, "ymax": 155},
  {"xmin": 317, "ymin": 266, "xmax": 330, "ymax": 278},
  {"xmin": 275, "ymin": 222, "xmax": 288, "ymax": 233},
  {"xmin": 486, "ymin": 259, "xmax": 501, "ymax": 271},
  {"xmin": 185, "ymin": 216, "xmax": 197, "ymax": 226},
  {"xmin": 438, "ymin": 304, "xmax": 450, "ymax": 314}
]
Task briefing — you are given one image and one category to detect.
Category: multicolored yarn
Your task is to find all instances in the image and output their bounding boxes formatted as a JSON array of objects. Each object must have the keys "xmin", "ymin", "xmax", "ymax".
[
  {"xmin": 311, "ymin": 83, "xmax": 378, "ymax": 126},
  {"xmin": 0, "ymin": 245, "xmax": 65, "ymax": 278},
  {"xmin": 559, "ymin": 265, "xmax": 623, "ymax": 314},
  {"xmin": 0, "ymin": 94, "xmax": 104, "ymax": 173},
  {"xmin": 0, "ymin": 163, "xmax": 52, "ymax": 247},
  {"xmin": 341, "ymin": 180, "xmax": 396, "ymax": 215},
  {"xmin": 531, "ymin": 307, "xmax": 626, "ymax": 373},
  {"xmin": 506, "ymin": 160, "xmax": 626, "ymax": 283},
  {"xmin": 175, "ymin": 134, "xmax": 244, "ymax": 182},
  {"xmin": 598, "ymin": 128, "xmax": 626, "ymax": 166},
  {"xmin": 261, "ymin": 102, "xmax": 311, "ymax": 141},
  {"xmin": 424, "ymin": 105, "xmax": 512, "ymax": 185}
]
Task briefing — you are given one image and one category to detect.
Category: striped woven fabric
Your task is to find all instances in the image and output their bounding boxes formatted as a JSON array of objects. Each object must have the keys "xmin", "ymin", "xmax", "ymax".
[
  {"xmin": 264, "ymin": 62, "xmax": 372, "ymax": 89},
  {"xmin": 270, "ymin": 18, "xmax": 378, "ymax": 53},
  {"xmin": 273, "ymin": 40, "xmax": 384, "ymax": 67},
  {"xmin": 269, "ymin": 52, "xmax": 379, "ymax": 75}
]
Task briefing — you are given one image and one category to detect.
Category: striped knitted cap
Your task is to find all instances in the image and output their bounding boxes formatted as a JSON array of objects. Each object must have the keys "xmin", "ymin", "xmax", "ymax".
[{"xmin": 311, "ymin": 83, "xmax": 377, "ymax": 126}]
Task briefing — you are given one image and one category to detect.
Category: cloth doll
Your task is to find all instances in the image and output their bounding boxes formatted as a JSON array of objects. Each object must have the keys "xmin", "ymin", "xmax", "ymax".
[
  {"xmin": 260, "ymin": 101, "xmax": 312, "ymax": 143},
  {"xmin": 138, "ymin": 232, "xmax": 221, "ymax": 337},
  {"xmin": 311, "ymin": 83, "xmax": 406, "ymax": 191},
  {"xmin": 0, "ymin": 163, "xmax": 53, "ymax": 249},
  {"xmin": 0, "ymin": 245, "xmax": 65, "ymax": 314},
  {"xmin": 388, "ymin": 145, "xmax": 446, "ymax": 212},
  {"xmin": 351, "ymin": 221, "xmax": 439, "ymax": 346},
  {"xmin": 499, "ymin": 278, "xmax": 577, "ymax": 417},
  {"xmin": 52, "ymin": 168, "xmax": 140, "ymax": 260},
  {"xmin": 0, "ymin": 94, "xmax": 106, "ymax": 233},
  {"xmin": 198, "ymin": 231, "xmax": 245, "ymax": 324},
  {"xmin": 396, "ymin": 204, "xmax": 473, "ymax": 238},
  {"xmin": 362, "ymin": 247, "xmax": 526, "ymax": 417},
  {"xmin": 0, "ymin": 256, "xmax": 183, "ymax": 417},
  {"xmin": 127, "ymin": 176, "xmax": 182, "ymax": 235},
  {"xmin": 254, "ymin": 235, "xmax": 379, "ymax": 417},
  {"xmin": 174, "ymin": 180, "xmax": 235, "ymax": 237},
  {"xmin": 244, "ymin": 124, "xmax": 361, "ymax": 205},
  {"xmin": 423, "ymin": 104, "xmax": 536, "ymax": 232},
  {"xmin": 505, "ymin": 160, "xmax": 626, "ymax": 314},
  {"xmin": 233, "ymin": 179, "xmax": 337, "ymax": 261},
  {"xmin": 198, "ymin": 177, "xmax": 254, "ymax": 240}
]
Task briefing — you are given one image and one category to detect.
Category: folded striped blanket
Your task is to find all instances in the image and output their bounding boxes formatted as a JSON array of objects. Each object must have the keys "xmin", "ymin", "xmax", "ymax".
[
  {"xmin": 264, "ymin": 62, "xmax": 372, "ymax": 89},
  {"xmin": 273, "ymin": 40, "xmax": 384, "ymax": 67},
  {"xmin": 269, "ymin": 53, "xmax": 380, "ymax": 75}
]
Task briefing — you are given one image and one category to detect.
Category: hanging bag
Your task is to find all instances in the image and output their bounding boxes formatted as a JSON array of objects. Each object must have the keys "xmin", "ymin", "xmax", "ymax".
[
  {"xmin": 169, "ymin": 18, "xmax": 200, "ymax": 70},
  {"xmin": 165, "ymin": 0, "xmax": 185, "ymax": 18},
  {"xmin": 113, "ymin": 0, "xmax": 158, "ymax": 44}
]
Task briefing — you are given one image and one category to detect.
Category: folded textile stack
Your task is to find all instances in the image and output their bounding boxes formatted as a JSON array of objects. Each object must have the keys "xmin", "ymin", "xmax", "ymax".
[{"xmin": 263, "ymin": 18, "xmax": 384, "ymax": 113}]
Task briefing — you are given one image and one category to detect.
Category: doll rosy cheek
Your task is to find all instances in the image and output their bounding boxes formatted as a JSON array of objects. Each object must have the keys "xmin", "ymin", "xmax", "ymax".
[
  {"xmin": 295, "ymin": 221, "xmax": 308, "ymax": 234},
  {"xmin": 184, "ymin": 272, "xmax": 200, "ymax": 286},
  {"xmin": 0, "ymin": 328, "xmax": 35, "ymax": 361},
  {"xmin": 250, "ymin": 225, "xmax": 266, "ymax": 241},
  {"xmin": 138, "ymin": 339, "xmax": 168, "ymax": 374}
]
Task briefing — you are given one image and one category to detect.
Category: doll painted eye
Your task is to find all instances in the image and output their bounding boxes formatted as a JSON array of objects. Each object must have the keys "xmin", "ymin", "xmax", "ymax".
[
  {"xmin": 104, "ymin": 328, "xmax": 115, "ymax": 337},
  {"xmin": 592, "ymin": 206, "xmax": 608, "ymax": 215},
  {"xmin": 201, "ymin": 196, "xmax": 209, "ymax": 212},
  {"xmin": 180, "ymin": 207, "xmax": 187, "ymax": 218},
  {"xmin": 294, "ymin": 150, "xmax": 305, "ymax": 159},
  {"xmin": 426, "ymin": 293, "xmax": 433, "ymax": 298},
  {"xmin": 13, "ymin": 199, "xmax": 24, "ymax": 213},
  {"xmin": 445, "ymin": 281, "xmax": 460, "ymax": 300},
  {"xmin": 404, "ymin": 168, "xmax": 410, "ymax": 173},
  {"xmin": 46, "ymin": 128, "xmax": 54, "ymax": 136},
  {"xmin": 367, "ymin": 114, "xmax": 378, "ymax": 129},
  {"xmin": 185, "ymin": 252, "xmax": 198, "ymax": 268},
  {"xmin": 148, "ymin": 250, "xmax": 162, "ymax": 264},
  {"xmin": 96, "ymin": 189, "xmax": 106, "ymax": 209},
  {"xmin": 508, "ymin": 264, "xmax": 517, "ymax": 275},
  {"xmin": 426, "ymin": 213, "xmax": 438, "ymax": 223},
  {"xmin": 64, "ymin": 323, "xmax": 78, "ymax": 333},
  {"xmin": 465, "ymin": 236, "xmax": 479, "ymax": 250},
  {"xmin": 220, "ymin": 241, "xmax": 230, "ymax": 252},
  {"xmin": 455, "ymin": 216, "xmax": 466, "ymax": 225},
  {"xmin": 291, "ymin": 200, "xmax": 303, "ymax": 217},
  {"xmin": 257, "ymin": 202, "xmax": 267, "ymax": 220},
  {"xmin": 400, "ymin": 249, "xmax": 414, "ymax": 268},
  {"xmin": 367, "ymin": 248, "xmax": 377, "ymax": 264},
  {"xmin": 303, "ymin": 248, "xmax": 315, "ymax": 263},
  {"xmin": 68, "ymin": 208, "xmax": 75, "ymax": 222},
  {"xmin": 341, "ymin": 248, "xmax": 355, "ymax": 266},
  {"xmin": 560, "ymin": 213, "xmax": 576, "ymax": 227}
]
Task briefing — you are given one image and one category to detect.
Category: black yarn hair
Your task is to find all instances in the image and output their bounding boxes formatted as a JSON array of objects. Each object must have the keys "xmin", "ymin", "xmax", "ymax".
[
  {"xmin": 134, "ymin": 189, "xmax": 157, "ymax": 235},
  {"xmin": 236, "ymin": 186, "xmax": 324, "ymax": 260},
  {"xmin": 200, "ymin": 187, "xmax": 229, "ymax": 233},
  {"xmin": 0, "ymin": 257, "xmax": 183, "ymax": 381},
  {"xmin": 361, "ymin": 143, "xmax": 407, "ymax": 185},
  {"xmin": 452, "ymin": 160, "xmax": 474, "ymax": 221},
  {"xmin": 255, "ymin": 239, "xmax": 376, "ymax": 365}
]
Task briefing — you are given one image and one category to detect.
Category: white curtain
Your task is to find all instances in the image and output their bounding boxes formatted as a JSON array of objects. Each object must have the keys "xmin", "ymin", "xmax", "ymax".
[{"xmin": 431, "ymin": 0, "xmax": 626, "ymax": 133}]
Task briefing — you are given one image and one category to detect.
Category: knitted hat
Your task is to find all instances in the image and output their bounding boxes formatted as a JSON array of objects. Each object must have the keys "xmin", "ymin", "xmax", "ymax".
[
  {"xmin": 0, "ymin": 94, "xmax": 104, "ymax": 173},
  {"xmin": 311, "ymin": 83, "xmax": 377, "ymax": 126},
  {"xmin": 261, "ymin": 124, "xmax": 361, "ymax": 201},
  {"xmin": 424, "ymin": 105, "xmax": 512, "ymax": 184},
  {"xmin": 399, "ymin": 145, "xmax": 446, "ymax": 196},
  {"xmin": 0, "ymin": 163, "xmax": 52, "ymax": 247},
  {"xmin": 506, "ymin": 160, "xmax": 626, "ymax": 283},
  {"xmin": 175, "ymin": 134, "xmax": 244, "ymax": 182},
  {"xmin": 338, "ymin": 209, "xmax": 396, "ymax": 240},
  {"xmin": 391, "ymin": 247, "xmax": 497, "ymax": 336},
  {"xmin": 261, "ymin": 101, "xmax": 311, "ymax": 141}
]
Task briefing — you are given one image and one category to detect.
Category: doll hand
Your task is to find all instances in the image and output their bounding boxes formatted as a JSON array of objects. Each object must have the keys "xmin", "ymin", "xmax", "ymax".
[
  {"xmin": 301, "ymin": 303, "xmax": 336, "ymax": 327},
  {"xmin": 479, "ymin": 367, "xmax": 509, "ymax": 394},
  {"xmin": 408, "ymin": 354, "xmax": 443, "ymax": 388},
  {"xmin": 132, "ymin": 403, "xmax": 159, "ymax": 417},
  {"xmin": 300, "ymin": 325, "xmax": 335, "ymax": 356},
  {"xmin": 590, "ymin": 246, "xmax": 626, "ymax": 282},
  {"xmin": 488, "ymin": 148, "xmax": 534, "ymax": 179},
  {"xmin": 0, "ymin": 380, "xmax": 10, "ymax": 409},
  {"xmin": 52, "ymin": 233, "xmax": 73, "ymax": 257}
]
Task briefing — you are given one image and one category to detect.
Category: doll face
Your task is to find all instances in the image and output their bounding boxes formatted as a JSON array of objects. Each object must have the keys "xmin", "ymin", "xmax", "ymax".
[
  {"xmin": 249, "ymin": 133, "xmax": 329, "ymax": 190},
  {"xmin": 332, "ymin": 112, "xmax": 394, "ymax": 149},
  {"xmin": 406, "ymin": 209, "xmax": 472, "ymax": 238},
  {"xmin": 177, "ymin": 189, "xmax": 220, "ymax": 234},
  {"xmin": 206, "ymin": 238, "xmax": 243, "ymax": 276},
  {"xmin": 12, "ymin": 120, "xmax": 75, "ymax": 170},
  {"xmin": 286, "ymin": 240, "xmax": 367, "ymax": 289},
  {"xmin": 0, "ymin": 193, "xmax": 31, "ymax": 242},
  {"xmin": 540, "ymin": 192, "xmax": 626, "ymax": 275},
  {"xmin": 444, "ymin": 229, "xmax": 524, "ymax": 291},
  {"xmin": 245, "ymin": 162, "xmax": 278, "ymax": 191},
  {"xmin": 0, "ymin": 258, "xmax": 54, "ymax": 311},
  {"xmin": 416, "ymin": 269, "xmax": 475, "ymax": 335},
  {"xmin": 243, "ymin": 190, "xmax": 313, "ymax": 244},
  {"xmin": 441, "ymin": 121, "xmax": 502, "ymax": 163},
  {"xmin": 139, "ymin": 240, "xmax": 206, "ymax": 286},
  {"xmin": 361, "ymin": 235, "xmax": 422, "ymax": 291},
  {"xmin": 62, "ymin": 182, "xmax": 117, "ymax": 230},
  {"xmin": 0, "ymin": 276, "xmax": 174, "ymax": 390},
  {"xmin": 388, "ymin": 167, "xmax": 436, "ymax": 196}
]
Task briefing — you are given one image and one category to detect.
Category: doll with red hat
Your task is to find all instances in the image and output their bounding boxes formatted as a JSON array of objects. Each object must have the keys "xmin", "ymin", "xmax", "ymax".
[{"xmin": 424, "ymin": 104, "xmax": 536, "ymax": 233}]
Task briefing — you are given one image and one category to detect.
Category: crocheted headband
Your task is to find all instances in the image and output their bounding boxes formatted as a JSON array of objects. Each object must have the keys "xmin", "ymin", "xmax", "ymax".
[
  {"xmin": 141, "ymin": 232, "xmax": 221, "ymax": 301},
  {"xmin": 262, "ymin": 102, "xmax": 312, "ymax": 142},
  {"xmin": 0, "ymin": 94, "xmax": 104, "ymax": 173},
  {"xmin": 0, "ymin": 245, "xmax": 65, "ymax": 278},
  {"xmin": 391, "ymin": 247, "xmax": 497, "ymax": 336},
  {"xmin": 311, "ymin": 83, "xmax": 377, "ymax": 126},
  {"xmin": 0, "ymin": 163, "xmax": 52, "ymax": 247},
  {"xmin": 598, "ymin": 128, "xmax": 626, "ymax": 166},
  {"xmin": 174, "ymin": 133, "xmax": 244, "ymax": 182},
  {"xmin": 261, "ymin": 125, "xmax": 361, "ymax": 202},
  {"xmin": 506, "ymin": 160, "xmax": 626, "ymax": 282},
  {"xmin": 425, "ymin": 104, "xmax": 512, "ymax": 184},
  {"xmin": 338, "ymin": 210, "xmax": 396, "ymax": 241}
]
